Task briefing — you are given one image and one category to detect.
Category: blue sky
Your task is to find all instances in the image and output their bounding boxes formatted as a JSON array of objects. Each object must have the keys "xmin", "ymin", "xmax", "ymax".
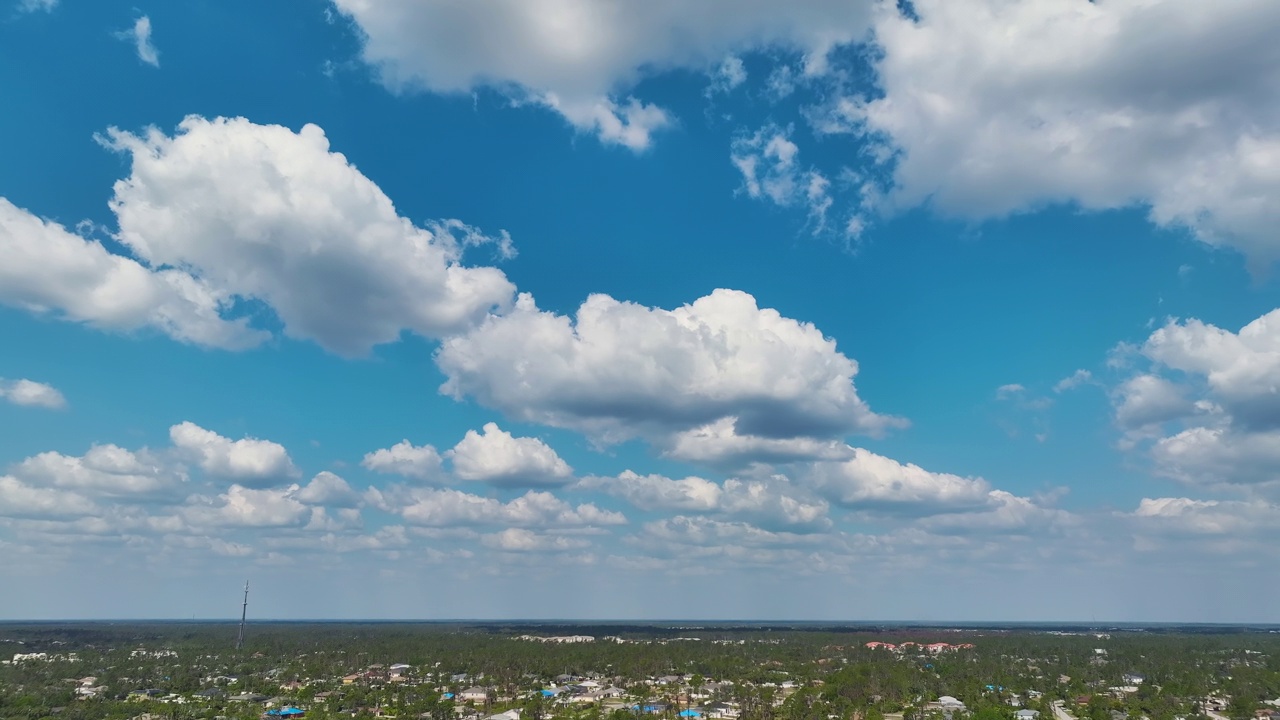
[{"xmin": 3, "ymin": 0, "xmax": 1280, "ymax": 622}]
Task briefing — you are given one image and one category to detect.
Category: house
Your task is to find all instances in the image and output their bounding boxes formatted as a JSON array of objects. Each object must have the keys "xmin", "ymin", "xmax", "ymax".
[
  {"xmin": 926, "ymin": 696, "xmax": 967, "ymax": 716},
  {"xmin": 1122, "ymin": 674, "xmax": 1146, "ymax": 686},
  {"xmin": 1016, "ymin": 711, "xmax": 1040, "ymax": 720},
  {"xmin": 75, "ymin": 686, "xmax": 105, "ymax": 699},
  {"xmin": 460, "ymin": 687, "xmax": 491, "ymax": 703},
  {"xmin": 701, "ymin": 702, "xmax": 740, "ymax": 720}
]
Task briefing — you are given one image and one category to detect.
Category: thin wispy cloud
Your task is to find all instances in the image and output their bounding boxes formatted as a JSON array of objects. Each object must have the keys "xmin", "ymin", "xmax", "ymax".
[{"xmin": 116, "ymin": 15, "xmax": 159, "ymax": 67}]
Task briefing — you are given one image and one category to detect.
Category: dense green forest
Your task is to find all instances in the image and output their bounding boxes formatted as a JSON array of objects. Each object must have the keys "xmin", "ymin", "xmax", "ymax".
[{"xmin": 2, "ymin": 623, "xmax": 1278, "ymax": 720}]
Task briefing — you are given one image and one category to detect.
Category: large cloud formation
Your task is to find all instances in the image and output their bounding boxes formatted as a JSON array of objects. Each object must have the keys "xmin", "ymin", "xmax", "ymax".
[
  {"xmin": 0, "ymin": 198, "xmax": 261, "ymax": 349},
  {"xmin": 437, "ymin": 289, "xmax": 903, "ymax": 447},
  {"xmin": 330, "ymin": 0, "xmax": 875, "ymax": 150},
  {"xmin": 1, "ymin": 117, "xmax": 517, "ymax": 355},
  {"xmin": 104, "ymin": 116, "xmax": 515, "ymax": 355},
  {"xmin": 823, "ymin": 0, "xmax": 1280, "ymax": 261},
  {"xmin": 1116, "ymin": 309, "xmax": 1280, "ymax": 490}
]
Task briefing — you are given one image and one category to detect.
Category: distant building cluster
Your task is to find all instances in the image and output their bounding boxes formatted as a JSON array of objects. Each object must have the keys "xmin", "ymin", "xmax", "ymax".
[
  {"xmin": 6, "ymin": 651, "xmax": 80, "ymax": 663},
  {"xmin": 864, "ymin": 641, "xmax": 977, "ymax": 654}
]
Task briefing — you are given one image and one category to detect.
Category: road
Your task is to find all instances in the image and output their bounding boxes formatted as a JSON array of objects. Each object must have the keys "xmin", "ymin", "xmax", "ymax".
[{"xmin": 1052, "ymin": 700, "xmax": 1077, "ymax": 720}]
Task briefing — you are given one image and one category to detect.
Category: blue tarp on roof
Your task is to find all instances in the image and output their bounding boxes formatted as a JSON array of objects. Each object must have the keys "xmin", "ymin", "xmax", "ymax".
[{"xmin": 542, "ymin": 690, "xmax": 556, "ymax": 697}]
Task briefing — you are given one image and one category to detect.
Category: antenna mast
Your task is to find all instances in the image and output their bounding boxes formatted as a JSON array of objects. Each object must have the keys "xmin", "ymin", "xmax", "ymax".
[{"xmin": 235, "ymin": 581, "xmax": 249, "ymax": 650}]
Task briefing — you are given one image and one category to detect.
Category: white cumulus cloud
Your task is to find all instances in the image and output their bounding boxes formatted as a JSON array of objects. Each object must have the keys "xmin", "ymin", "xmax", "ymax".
[
  {"xmin": 295, "ymin": 471, "xmax": 362, "ymax": 508},
  {"xmin": 361, "ymin": 440, "xmax": 445, "ymax": 481},
  {"xmin": 102, "ymin": 116, "xmax": 515, "ymax": 356},
  {"xmin": 480, "ymin": 528, "xmax": 591, "ymax": 553},
  {"xmin": 579, "ymin": 470, "xmax": 828, "ymax": 531},
  {"xmin": 330, "ymin": 0, "xmax": 875, "ymax": 150},
  {"xmin": 169, "ymin": 421, "xmax": 300, "ymax": 486},
  {"xmin": 0, "ymin": 378, "xmax": 66, "ymax": 409},
  {"xmin": 12, "ymin": 444, "xmax": 183, "ymax": 499},
  {"xmin": 374, "ymin": 487, "xmax": 625, "ymax": 529},
  {"xmin": 1143, "ymin": 311, "xmax": 1280, "ymax": 429},
  {"xmin": 798, "ymin": 448, "xmax": 995, "ymax": 515},
  {"xmin": 447, "ymin": 422, "xmax": 573, "ymax": 488},
  {"xmin": 183, "ymin": 484, "xmax": 311, "ymax": 529},
  {"xmin": 662, "ymin": 417, "xmax": 855, "ymax": 468},
  {"xmin": 0, "ymin": 198, "xmax": 262, "ymax": 349},
  {"xmin": 821, "ymin": 0, "xmax": 1280, "ymax": 263},
  {"xmin": 0, "ymin": 476, "xmax": 96, "ymax": 519},
  {"xmin": 437, "ymin": 289, "xmax": 903, "ymax": 449}
]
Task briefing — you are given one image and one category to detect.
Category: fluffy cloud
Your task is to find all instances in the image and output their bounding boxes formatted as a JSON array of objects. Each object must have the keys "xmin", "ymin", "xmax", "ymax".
[
  {"xmin": 0, "ymin": 379, "xmax": 66, "ymax": 409},
  {"xmin": 1112, "ymin": 374, "xmax": 1196, "ymax": 431},
  {"xmin": 798, "ymin": 448, "xmax": 994, "ymax": 515},
  {"xmin": 170, "ymin": 422, "xmax": 299, "ymax": 486},
  {"xmin": 815, "ymin": 0, "xmax": 1280, "ymax": 262},
  {"xmin": 116, "ymin": 16, "xmax": 159, "ymax": 67},
  {"xmin": 102, "ymin": 116, "xmax": 515, "ymax": 355},
  {"xmin": 580, "ymin": 471, "xmax": 828, "ymax": 531},
  {"xmin": 12, "ymin": 444, "xmax": 183, "ymax": 498},
  {"xmin": 1144, "ymin": 311, "xmax": 1280, "ymax": 429},
  {"xmin": 331, "ymin": 0, "xmax": 874, "ymax": 150},
  {"xmin": 0, "ymin": 476, "xmax": 96, "ymax": 519},
  {"xmin": 918, "ymin": 491, "xmax": 1076, "ymax": 536},
  {"xmin": 362, "ymin": 440, "xmax": 445, "ymax": 481},
  {"xmin": 183, "ymin": 484, "xmax": 311, "ymax": 528},
  {"xmin": 578, "ymin": 472, "xmax": 721, "ymax": 513},
  {"xmin": 374, "ymin": 487, "xmax": 625, "ymax": 529},
  {"xmin": 447, "ymin": 422, "xmax": 573, "ymax": 487},
  {"xmin": 480, "ymin": 528, "xmax": 591, "ymax": 553},
  {"xmin": 662, "ymin": 417, "xmax": 854, "ymax": 468},
  {"xmin": 1132, "ymin": 497, "xmax": 1280, "ymax": 537},
  {"xmin": 1150, "ymin": 426, "xmax": 1280, "ymax": 488},
  {"xmin": 1111, "ymin": 309, "xmax": 1280, "ymax": 487},
  {"xmin": 634, "ymin": 515, "xmax": 819, "ymax": 552},
  {"xmin": 437, "ymin": 289, "xmax": 903, "ymax": 447},
  {"xmin": 0, "ymin": 198, "xmax": 262, "ymax": 349},
  {"xmin": 295, "ymin": 471, "xmax": 362, "ymax": 508}
]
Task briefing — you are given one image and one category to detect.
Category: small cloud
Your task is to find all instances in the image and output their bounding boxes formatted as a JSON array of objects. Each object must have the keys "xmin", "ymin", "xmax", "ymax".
[
  {"xmin": 995, "ymin": 383, "xmax": 1025, "ymax": 399},
  {"xmin": 1053, "ymin": 369, "xmax": 1094, "ymax": 393},
  {"xmin": 1178, "ymin": 264, "xmax": 1193, "ymax": 278},
  {"xmin": 1106, "ymin": 342, "xmax": 1139, "ymax": 370},
  {"xmin": 706, "ymin": 55, "xmax": 747, "ymax": 96},
  {"xmin": 116, "ymin": 15, "xmax": 159, "ymax": 67},
  {"xmin": 0, "ymin": 379, "xmax": 66, "ymax": 409},
  {"xmin": 18, "ymin": 0, "xmax": 57, "ymax": 13}
]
